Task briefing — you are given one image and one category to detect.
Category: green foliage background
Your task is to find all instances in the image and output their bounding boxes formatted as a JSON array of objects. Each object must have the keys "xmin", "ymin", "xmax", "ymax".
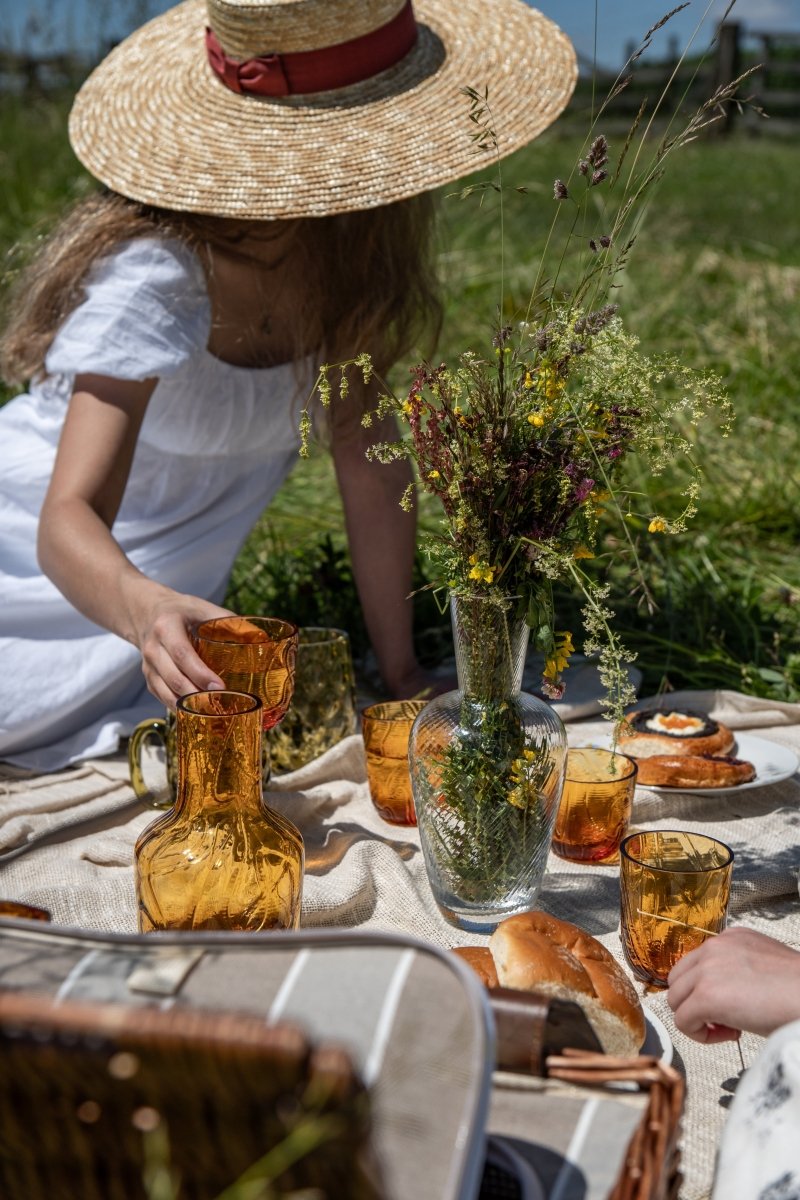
[{"xmin": 2, "ymin": 91, "xmax": 798, "ymax": 700}]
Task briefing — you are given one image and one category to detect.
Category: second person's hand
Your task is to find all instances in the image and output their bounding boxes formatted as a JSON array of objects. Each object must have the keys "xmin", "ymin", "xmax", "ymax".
[{"xmin": 667, "ymin": 926, "xmax": 800, "ymax": 1043}]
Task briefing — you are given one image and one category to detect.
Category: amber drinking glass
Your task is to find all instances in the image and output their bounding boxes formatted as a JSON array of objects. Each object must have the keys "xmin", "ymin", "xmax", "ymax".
[
  {"xmin": 0, "ymin": 901, "xmax": 51, "ymax": 921},
  {"xmin": 362, "ymin": 700, "xmax": 427, "ymax": 825},
  {"xmin": 620, "ymin": 830, "xmax": 733, "ymax": 987},
  {"xmin": 552, "ymin": 747, "xmax": 637, "ymax": 863},
  {"xmin": 270, "ymin": 627, "xmax": 357, "ymax": 774},
  {"xmin": 194, "ymin": 616, "xmax": 298, "ymax": 731},
  {"xmin": 135, "ymin": 690, "xmax": 304, "ymax": 933},
  {"xmin": 128, "ymin": 711, "xmax": 179, "ymax": 809}
]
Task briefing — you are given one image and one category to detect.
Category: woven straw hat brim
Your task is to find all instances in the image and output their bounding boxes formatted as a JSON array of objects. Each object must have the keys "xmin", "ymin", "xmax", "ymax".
[{"xmin": 69, "ymin": 0, "xmax": 577, "ymax": 219}]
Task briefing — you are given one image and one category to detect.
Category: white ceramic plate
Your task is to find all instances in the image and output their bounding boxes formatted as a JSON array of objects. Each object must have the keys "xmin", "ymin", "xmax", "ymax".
[
  {"xmin": 641, "ymin": 1009, "xmax": 673, "ymax": 1065},
  {"xmin": 592, "ymin": 731, "xmax": 798, "ymax": 796}
]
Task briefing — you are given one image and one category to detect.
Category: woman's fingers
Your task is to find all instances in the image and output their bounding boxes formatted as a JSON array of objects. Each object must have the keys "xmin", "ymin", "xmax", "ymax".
[{"xmin": 141, "ymin": 610, "xmax": 226, "ymax": 705}]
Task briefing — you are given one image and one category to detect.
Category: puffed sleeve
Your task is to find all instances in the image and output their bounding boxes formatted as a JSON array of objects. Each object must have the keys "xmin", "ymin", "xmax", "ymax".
[{"xmin": 45, "ymin": 237, "xmax": 211, "ymax": 381}]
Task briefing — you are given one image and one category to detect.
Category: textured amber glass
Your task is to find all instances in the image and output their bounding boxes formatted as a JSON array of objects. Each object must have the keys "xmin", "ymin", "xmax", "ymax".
[
  {"xmin": 127, "ymin": 712, "xmax": 178, "ymax": 809},
  {"xmin": 620, "ymin": 830, "xmax": 733, "ymax": 987},
  {"xmin": 194, "ymin": 616, "xmax": 298, "ymax": 731},
  {"xmin": 0, "ymin": 901, "xmax": 51, "ymax": 921},
  {"xmin": 552, "ymin": 747, "xmax": 637, "ymax": 862},
  {"xmin": 270, "ymin": 628, "xmax": 357, "ymax": 773},
  {"xmin": 135, "ymin": 691, "xmax": 304, "ymax": 933},
  {"xmin": 362, "ymin": 701, "xmax": 427, "ymax": 825}
]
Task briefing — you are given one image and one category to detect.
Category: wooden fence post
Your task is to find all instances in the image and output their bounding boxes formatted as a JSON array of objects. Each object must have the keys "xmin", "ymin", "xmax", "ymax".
[{"xmin": 711, "ymin": 21, "xmax": 742, "ymax": 135}]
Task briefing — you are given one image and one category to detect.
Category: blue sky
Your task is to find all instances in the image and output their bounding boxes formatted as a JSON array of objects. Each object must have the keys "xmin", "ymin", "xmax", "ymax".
[{"xmin": 2, "ymin": 0, "xmax": 799, "ymax": 70}]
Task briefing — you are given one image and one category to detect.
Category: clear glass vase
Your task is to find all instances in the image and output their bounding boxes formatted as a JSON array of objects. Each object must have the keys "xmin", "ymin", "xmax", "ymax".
[
  {"xmin": 409, "ymin": 594, "xmax": 567, "ymax": 932},
  {"xmin": 135, "ymin": 690, "xmax": 304, "ymax": 932}
]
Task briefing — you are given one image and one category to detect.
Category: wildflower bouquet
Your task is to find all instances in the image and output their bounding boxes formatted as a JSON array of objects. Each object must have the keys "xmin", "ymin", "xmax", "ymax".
[
  {"xmin": 304, "ymin": 101, "xmax": 737, "ymax": 719},
  {"xmin": 299, "ymin": 14, "xmax": 753, "ymax": 927}
]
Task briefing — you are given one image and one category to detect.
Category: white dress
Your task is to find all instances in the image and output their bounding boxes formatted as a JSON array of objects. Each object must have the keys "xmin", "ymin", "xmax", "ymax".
[
  {"xmin": 0, "ymin": 237, "xmax": 310, "ymax": 771},
  {"xmin": 712, "ymin": 1019, "xmax": 800, "ymax": 1199}
]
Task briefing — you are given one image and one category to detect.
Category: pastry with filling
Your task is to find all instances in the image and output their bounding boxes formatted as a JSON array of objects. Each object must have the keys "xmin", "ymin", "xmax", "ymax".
[
  {"xmin": 634, "ymin": 753, "xmax": 756, "ymax": 789},
  {"xmin": 617, "ymin": 708, "xmax": 734, "ymax": 759}
]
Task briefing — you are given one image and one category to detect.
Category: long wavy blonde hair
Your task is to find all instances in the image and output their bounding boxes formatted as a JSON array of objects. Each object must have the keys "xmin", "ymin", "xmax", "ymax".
[{"xmin": 0, "ymin": 188, "xmax": 442, "ymax": 390}]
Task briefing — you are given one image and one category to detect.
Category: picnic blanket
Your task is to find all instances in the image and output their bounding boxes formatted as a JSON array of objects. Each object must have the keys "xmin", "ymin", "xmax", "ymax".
[{"xmin": 1, "ymin": 687, "xmax": 799, "ymax": 1200}]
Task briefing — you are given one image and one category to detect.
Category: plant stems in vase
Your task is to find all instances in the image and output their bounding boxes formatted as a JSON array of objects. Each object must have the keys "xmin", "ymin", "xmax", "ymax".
[{"xmin": 409, "ymin": 593, "xmax": 566, "ymax": 931}]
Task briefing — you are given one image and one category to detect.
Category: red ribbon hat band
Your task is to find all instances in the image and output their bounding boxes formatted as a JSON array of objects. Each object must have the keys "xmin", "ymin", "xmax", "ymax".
[{"xmin": 206, "ymin": 0, "xmax": 419, "ymax": 97}]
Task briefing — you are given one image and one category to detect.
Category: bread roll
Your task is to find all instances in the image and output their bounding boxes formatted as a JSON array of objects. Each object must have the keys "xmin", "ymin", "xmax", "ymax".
[
  {"xmin": 489, "ymin": 911, "xmax": 645, "ymax": 1057},
  {"xmin": 617, "ymin": 709, "xmax": 734, "ymax": 759},
  {"xmin": 635, "ymin": 753, "xmax": 755, "ymax": 789},
  {"xmin": 451, "ymin": 946, "xmax": 499, "ymax": 989}
]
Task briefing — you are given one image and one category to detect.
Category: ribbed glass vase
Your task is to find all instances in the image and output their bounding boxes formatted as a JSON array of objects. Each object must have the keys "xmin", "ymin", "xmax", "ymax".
[{"xmin": 409, "ymin": 594, "xmax": 567, "ymax": 932}]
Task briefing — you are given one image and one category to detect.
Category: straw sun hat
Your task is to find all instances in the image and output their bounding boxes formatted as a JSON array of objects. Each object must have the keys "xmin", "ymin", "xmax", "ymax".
[{"xmin": 69, "ymin": 0, "xmax": 577, "ymax": 219}]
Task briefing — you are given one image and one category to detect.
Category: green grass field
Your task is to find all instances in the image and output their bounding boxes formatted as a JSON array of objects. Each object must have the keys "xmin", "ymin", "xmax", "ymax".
[{"xmin": 2, "ymin": 91, "xmax": 799, "ymax": 700}]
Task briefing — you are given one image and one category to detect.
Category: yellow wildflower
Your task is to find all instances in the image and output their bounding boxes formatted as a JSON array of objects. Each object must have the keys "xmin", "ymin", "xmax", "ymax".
[
  {"xmin": 428, "ymin": 469, "xmax": 440, "ymax": 480},
  {"xmin": 648, "ymin": 517, "xmax": 668, "ymax": 534},
  {"xmin": 401, "ymin": 400, "xmax": 413, "ymax": 415},
  {"xmin": 573, "ymin": 545, "xmax": 595, "ymax": 559},
  {"xmin": 528, "ymin": 411, "xmax": 545, "ymax": 427},
  {"xmin": 589, "ymin": 489, "xmax": 610, "ymax": 515},
  {"xmin": 536, "ymin": 365, "xmax": 566, "ymax": 401},
  {"xmin": 467, "ymin": 554, "xmax": 495, "ymax": 584},
  {"xmin": 544, "ymin": 631, "xmax": 574, "ymax": 681},
  {"xmin": 523, "ymin": 371, "xmax": 534, "ymax": 390}
]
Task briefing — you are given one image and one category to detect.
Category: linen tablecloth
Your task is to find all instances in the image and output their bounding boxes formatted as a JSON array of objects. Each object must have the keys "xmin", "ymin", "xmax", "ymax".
[{"xmin": 1, "ymin": 686, "xmax": 799, "ymax": 1200}]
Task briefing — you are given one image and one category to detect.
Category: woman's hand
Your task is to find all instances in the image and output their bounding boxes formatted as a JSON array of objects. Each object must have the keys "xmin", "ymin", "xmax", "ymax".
[
  {"xmin": 667, "ymin": 926, "xmax": 800, "ymax": 1042},
  {"xmin": 128, "ymin": 586, "xmax": 232, "ymax": 709}
]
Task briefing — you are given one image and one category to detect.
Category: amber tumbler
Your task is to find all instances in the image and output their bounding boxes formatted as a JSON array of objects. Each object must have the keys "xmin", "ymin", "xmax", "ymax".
[
  {"xmin": 0, "ymin": 901, "xmax": 51, "ymax": 922},
  {"xmin": 620, "ymin": 830, "xmax": 733, "ymax": 987},
  {"xmin": 194, "ymin": 616, "xmax": 298, "ymax": 731},
  {"xmin": 362, "ymin": 700, "xmax": 427, "ymax": 825},
  {"xmin": 552, "ymin": 747, "xmax": 637, "ymax": 863}
]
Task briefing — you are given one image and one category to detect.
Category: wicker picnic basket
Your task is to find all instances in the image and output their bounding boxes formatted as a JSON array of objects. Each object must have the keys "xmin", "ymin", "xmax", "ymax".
[
  {"xmin": 0, "ymin": 921, "xmax": 684, "ymax": 1200},
  {"xmin": 546, "ymin": 1048, "xmax": 685, "ymax": 1200},
  {"xmin": 0, "ymin": 990, "xmax": 382, "ymax": 1200}
]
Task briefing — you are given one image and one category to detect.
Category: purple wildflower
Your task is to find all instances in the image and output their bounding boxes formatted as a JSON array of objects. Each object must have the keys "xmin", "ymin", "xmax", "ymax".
[{"xmin": 588, "ymin": 135, "xmax": 609, "ymax": 167}]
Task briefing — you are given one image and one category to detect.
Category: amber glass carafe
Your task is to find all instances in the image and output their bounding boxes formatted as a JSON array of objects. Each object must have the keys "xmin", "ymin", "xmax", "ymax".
[{"xmin": 135, "ymin": 691, "xmax": 303, "ymax": 933}]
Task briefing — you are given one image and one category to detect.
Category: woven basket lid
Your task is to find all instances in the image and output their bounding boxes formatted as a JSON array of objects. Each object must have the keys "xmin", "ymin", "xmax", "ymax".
[{"xmin": 69, "ymin": 0, "xmax": 577, "ymax": 219}]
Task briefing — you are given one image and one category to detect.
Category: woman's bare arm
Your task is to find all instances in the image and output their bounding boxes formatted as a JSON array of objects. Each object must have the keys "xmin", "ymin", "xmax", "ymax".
[
  {"xmin": 331, "ymin": 406, "xmax": 438, "ymax": 699},
  {"xmin": 37, "ymin": 373, "xmax": 229, "ymax": 706}
]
